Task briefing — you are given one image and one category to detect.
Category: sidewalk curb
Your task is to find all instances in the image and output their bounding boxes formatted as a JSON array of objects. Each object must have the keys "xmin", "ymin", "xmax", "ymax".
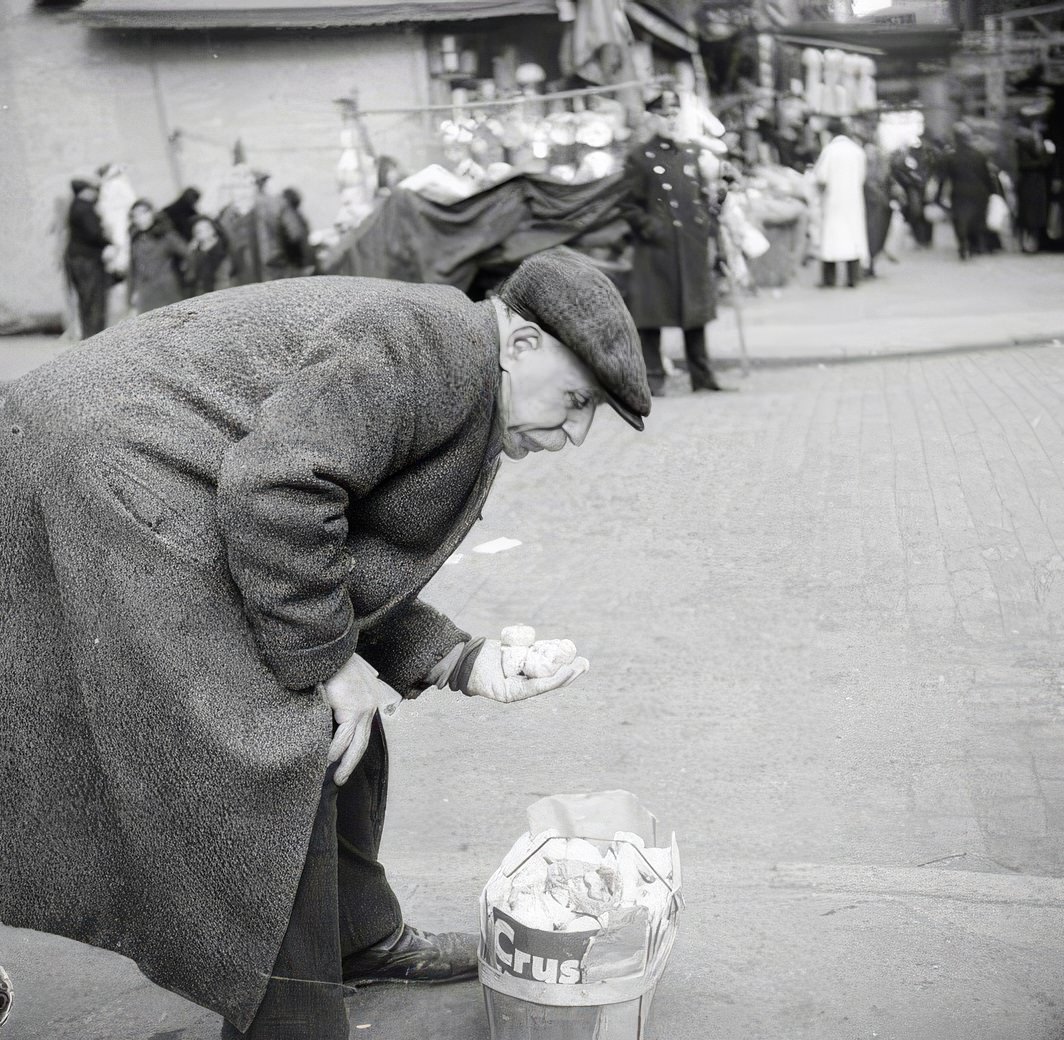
[
  {"xmin": 700, "ymin": 859, "xmax": 1064, "ymax": 907},
  {"xmin": 715, "ymin": 332, "xmax": 1064, "ymax": 372}
]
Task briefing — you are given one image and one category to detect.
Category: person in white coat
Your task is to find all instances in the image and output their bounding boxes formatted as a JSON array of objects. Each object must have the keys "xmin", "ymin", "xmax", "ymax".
[{"xmin": 814, "ymin": 117, "xmax": 869, "ymax": 288}]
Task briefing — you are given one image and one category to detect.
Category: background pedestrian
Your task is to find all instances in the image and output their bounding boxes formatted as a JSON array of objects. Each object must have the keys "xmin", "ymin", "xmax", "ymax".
[
  {"xmin": 185, "ymin": 215, "xmax": 231, "ymax": 296},
  {"xmin": 814, "ymin": 116, "xmax": 869, "ymax": 288},
  {"xmin": 64, "ymin": 175, "xmax": 112, "ymax": 339},
  {"xmin": 128, "ymin": 198, "xmax": 188, "ymax": 313},
  {"xmin": 1015, "ymin": 118, "xmax": 1053, "ymax": 253},
  {"xmin": 937, "ymin": 121, "xmax": 995, "ymax": 261},
  {"xmin": 279, "ymin": 187, "xmax": 315, "ymax": 276}
]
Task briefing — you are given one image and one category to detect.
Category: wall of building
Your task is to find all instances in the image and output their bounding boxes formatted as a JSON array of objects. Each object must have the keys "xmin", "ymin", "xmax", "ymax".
[
  {"xmin": 867, "ymin": 0, "xmax": 952, "ymax": 24},
  {"xmin": 0, "ymin": 0, "xmax": 435, "ymax": 323}
]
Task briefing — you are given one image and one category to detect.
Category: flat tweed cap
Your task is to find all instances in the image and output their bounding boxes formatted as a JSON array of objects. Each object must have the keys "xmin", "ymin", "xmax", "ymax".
[{"xmin": 501, "ymin": 247, "xmax": 651, "ymax": 430}]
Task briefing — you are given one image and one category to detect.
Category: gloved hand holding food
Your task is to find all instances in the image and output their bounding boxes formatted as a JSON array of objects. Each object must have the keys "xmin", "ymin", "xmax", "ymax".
[{"xmin": 447, "ymin": 625, "xmax": 589, "ymax": 703}]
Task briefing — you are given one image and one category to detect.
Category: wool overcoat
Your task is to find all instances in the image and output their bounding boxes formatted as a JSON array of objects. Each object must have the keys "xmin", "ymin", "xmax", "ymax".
[
  {"xmin": 1016, "ymin": 135, "xmax": 1052, "ymax": 233},
  {"xmin": 0, "ymin": 277, "xmax": 502, "ymax": 1030},
  {"xmin": 620, "ymin": 134, "xmax": 717, "ymax": 330},
  {"xmin": 129, "ymin": 216, "xmax": 188, "ymax": 313},
  {"xmin": 939, "ymin": 141, "xmax": 995, "ymax": 227}
]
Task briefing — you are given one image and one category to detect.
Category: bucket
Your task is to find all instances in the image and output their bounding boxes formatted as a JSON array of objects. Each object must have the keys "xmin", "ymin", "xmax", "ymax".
[
  {"xmin": 482, "ymin": 976, "xmax": 657, "ymax": 1040},
  {"xmin": 479, "ymin": 791, "xmax": 682, "ymax": 1040}
]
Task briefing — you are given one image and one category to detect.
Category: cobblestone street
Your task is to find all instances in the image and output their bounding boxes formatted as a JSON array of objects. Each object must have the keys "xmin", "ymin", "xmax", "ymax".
[{"xmin": 3, "ymin": 254, "xmax": 1064, "ymax": 1038}]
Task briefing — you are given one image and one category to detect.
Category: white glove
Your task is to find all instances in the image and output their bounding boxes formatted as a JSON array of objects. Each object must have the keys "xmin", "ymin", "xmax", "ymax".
[
  {"xmin": 462, "ymin": 636, "xmax": 589, "ymax": 704},
  {"xmin": 318, "ymin": 652, "xmax": 402, "ymax": 785}
]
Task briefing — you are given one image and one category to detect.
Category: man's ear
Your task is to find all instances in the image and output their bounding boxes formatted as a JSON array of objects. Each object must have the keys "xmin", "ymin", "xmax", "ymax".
[{"xmin": 504, "ymin": 323, "xmax": 544, "ymax": 360}]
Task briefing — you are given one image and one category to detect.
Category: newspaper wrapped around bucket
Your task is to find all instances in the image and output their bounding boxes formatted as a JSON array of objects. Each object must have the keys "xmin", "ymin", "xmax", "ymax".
[{"xmin": 479, "ymin": 791, "xmax": 683, "ymax": 1006}]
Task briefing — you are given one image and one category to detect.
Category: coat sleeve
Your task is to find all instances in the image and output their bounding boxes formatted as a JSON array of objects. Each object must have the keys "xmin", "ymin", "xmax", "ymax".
[
  {"xmin": 357, "ymin": 597, "xmax": 469, "ymax": 698},
  {"xmin": 217, "ymin": 352, "xmax": 419, "ymax": 691},
  {"xmin": 70, "ymin": 202, "xmax": 111, "ymax": 250},
  {"xmin": 618, "ymin": 153, "xmax": 659, "ymax": 242}
]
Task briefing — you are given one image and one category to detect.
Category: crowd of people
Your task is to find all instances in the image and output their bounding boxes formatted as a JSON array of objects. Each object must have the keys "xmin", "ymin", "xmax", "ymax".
[
  {"xmin": 879, "ymin": 116, "xmax": 1059, "ymax": 263},
  {"xmin": 802, "ymin": 110, "xmax": 1061, "ymax": 295},
  {"xmin": 63, "ymin": 167, "xmax": 315, "ymax": 339},
  {"xmin": 62, "ymin": 96, "xmax": 1060, "ymax": 411}
]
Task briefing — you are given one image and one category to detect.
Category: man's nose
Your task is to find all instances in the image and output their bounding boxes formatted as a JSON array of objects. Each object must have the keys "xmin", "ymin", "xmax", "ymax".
[{"xmin": 564, "ymin": 405, "xmax": 596, "ymax": 447}]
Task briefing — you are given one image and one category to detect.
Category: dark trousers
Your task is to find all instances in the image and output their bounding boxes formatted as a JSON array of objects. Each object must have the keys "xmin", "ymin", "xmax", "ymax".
[
  {"xmin": 222, "ymin": 714, "xmax": 401, "ymax": 1040},
  {"xmin": 65, "ymin": 254, "xmax": 109, "ymax": 339},
  {"xmin": 639, "ymin": 326, "xmax": 717, "ymax": 393},
  {"xmin": 820, "ymin": 260, "xmax": 860, "ymax": 288},
  {"xmin": 952, "ymin": 207, "xmax": 986, "ymax": 260}
]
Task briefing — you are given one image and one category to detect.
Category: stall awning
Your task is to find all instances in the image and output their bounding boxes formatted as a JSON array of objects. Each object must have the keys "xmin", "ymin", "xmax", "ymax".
[
  {"xmin": 773, "ymin": 20, "xmax": 961, "ymax": 60},
  {"xmin": 73, "ymin": 0, "xmax": 558, "ymax": 29},
  {"xmin": 626, "ymin": 1, "xmax": 699, "ymax": 52}
]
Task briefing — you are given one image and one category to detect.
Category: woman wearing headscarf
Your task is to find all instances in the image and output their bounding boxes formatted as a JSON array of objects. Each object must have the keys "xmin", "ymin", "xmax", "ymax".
[
  {"xmin": 128, "ymin": 198, "xmax": 189, "ymax": 313},
  {"xmin": 185, "ymin": 215, "xmax": 231, "ymax": 296}
]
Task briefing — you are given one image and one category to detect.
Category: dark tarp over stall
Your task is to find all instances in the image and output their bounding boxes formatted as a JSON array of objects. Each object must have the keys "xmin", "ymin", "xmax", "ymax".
[{"xmin": 320, "ymin": 172, "xmax": 630, "ymax": 291}]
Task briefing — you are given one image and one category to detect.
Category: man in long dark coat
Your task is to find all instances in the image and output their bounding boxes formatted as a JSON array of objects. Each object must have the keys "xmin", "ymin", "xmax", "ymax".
[
  {"xmin": 937, "ymin": 122, "xmax": 995, "ymax": 261},
  {"xmin": 0, "ymin": 249, "xmax": 650, "ymax": 1039},
  {"xmin": 620, "ymin": 87, "xmax": 724, "ymax": 396},
  {"xmin": 64, "ymin": 175, "xmax": 113, "ymax": 339}
]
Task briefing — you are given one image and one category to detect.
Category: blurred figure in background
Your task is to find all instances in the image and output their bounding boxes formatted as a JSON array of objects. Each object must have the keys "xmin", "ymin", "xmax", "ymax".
[
  {"xmin": 64, "ymin": 175, "xmax": 114, "ymax": 340},
  {"xmin": 163, "ymin": 187, "xmax": 204, "ymax": 242},
  {"xmin": 217, "ymin": 165, "xmax": 260, "ymax": 287},
  {"xmin": 891, "ymin": 136, "xmax": 937, "ymax": 248},
  {"xmin": 280, "ymin": 187, "xmax": 315, "ymax": 277},
  {"xmin": 1015, "ymin": 118, "xmax": 1053, "ymax": 253},
  {"xmin": 128, "ymin": 198, "xmax": 188, "ymax": 314},
  {"xmin": 97, "ymin": 163, "xmax": 138, "ymax": 327},
  {"xmin": 861, "ymin": 130, "xmax": 893, "ymax": 278},
  {"xmin": 937, "ymin": 122, "xmax": 995, "ymax": 261},
  {"xmin": 185, "ymin": 215, "xmax": 231, "ymax": 297},
  {"xmin": 813, "ymin": 117, "xmax": 868, "ymax": 288},
  {"xmin": 375, "ymin": 155, "xmax": 406, "ymax": 200}
]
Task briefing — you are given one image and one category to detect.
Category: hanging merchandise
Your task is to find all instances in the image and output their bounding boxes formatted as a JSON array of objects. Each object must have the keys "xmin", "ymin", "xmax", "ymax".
[
  {"xmin": 799, "ymin": 47, "xmax": 878, "ymax": 117},
  {"xmin": 840, "ymin": 54, "xmax": 863, "ymax": 117},
  {"xmin": 424, "ymin": 80, "xmax": 645, "ymax": 190},
  {"xmin": 757, "ymin": 33, "xmax": 775, "ymax": 93},
  {"xmin": 856, "ymin": 56, "xmax": 877, "ymax": 113},
  {"xmin": 802, "ymin": 48, "xmax": 823, "ymax": 113},
  {"xmin": 821, "ymin": 50, "xmax": 844, "ymax": 117}
]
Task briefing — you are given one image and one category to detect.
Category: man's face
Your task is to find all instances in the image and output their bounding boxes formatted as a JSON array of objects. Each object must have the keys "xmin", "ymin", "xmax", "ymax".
[
  {"xmin": 131, "ymin": 204, "xmax": 154, "ymax": 231},
  {"xmin": 650, "ymin": 93, "xmax": 682, "ymax": 140},
  {"xmin": 499, "ymin": 332, "xmax": 601, "ymax": 461},
  {"xmin": 191, "ymin": 220, "xmax": 216, "ymax": 247}
]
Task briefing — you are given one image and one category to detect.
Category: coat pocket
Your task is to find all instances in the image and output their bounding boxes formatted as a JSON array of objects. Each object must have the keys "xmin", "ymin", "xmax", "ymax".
[{"xmin": 102, "ymin": 460, "xmax": 221, "ymax": 569}]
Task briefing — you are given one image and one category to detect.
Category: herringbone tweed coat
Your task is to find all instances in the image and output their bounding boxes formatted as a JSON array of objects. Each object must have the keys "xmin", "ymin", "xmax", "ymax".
[{"xmin": 0, "ymin": 277, "xmax": 501, "ymax": 1030}]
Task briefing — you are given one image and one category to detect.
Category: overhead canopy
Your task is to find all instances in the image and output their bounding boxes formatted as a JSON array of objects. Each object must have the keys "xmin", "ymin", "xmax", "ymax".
[
  {"xmin": 73, "ymin": 0, "xmax": 558, "ymax": 29},
  {"xmin": 773, "ymin": 20, "xmax": 962, "ymax": 61},
  {"xmin": 626, "ymin": 1, "xmax": 700, "ymax": 53}
]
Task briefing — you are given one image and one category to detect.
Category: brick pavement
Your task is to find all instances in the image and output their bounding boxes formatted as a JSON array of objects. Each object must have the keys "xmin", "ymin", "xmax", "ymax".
[
  {"xmin": 361, "ymin": 348, "xmax": 1064, "ymax": 1039},
  {"xmin": 3, "ymin": 321, "xmax": 1064, "ymax": 1036}
]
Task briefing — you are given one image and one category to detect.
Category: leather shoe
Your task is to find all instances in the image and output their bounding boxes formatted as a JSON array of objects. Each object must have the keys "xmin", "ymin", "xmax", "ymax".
[{"xmin": 342, "ymin": 924, "xmax": 479, "ymax": 985}]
